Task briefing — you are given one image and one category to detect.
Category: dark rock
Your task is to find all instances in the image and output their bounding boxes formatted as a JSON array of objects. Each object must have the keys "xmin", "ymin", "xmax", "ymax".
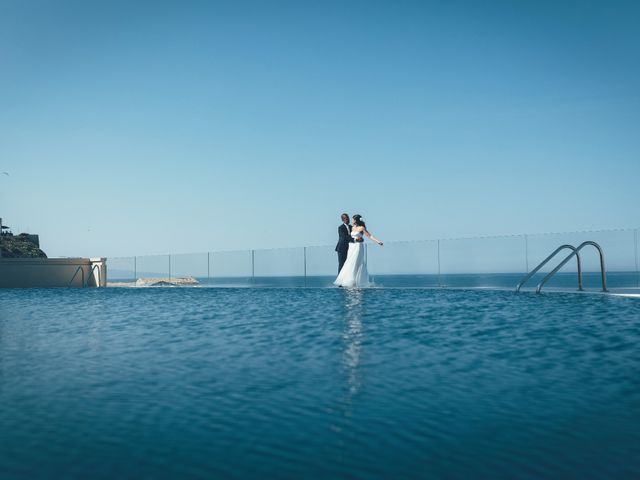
[{"xmin": 0, "ymin": 233, "xmax": 47, "ymax": 258}]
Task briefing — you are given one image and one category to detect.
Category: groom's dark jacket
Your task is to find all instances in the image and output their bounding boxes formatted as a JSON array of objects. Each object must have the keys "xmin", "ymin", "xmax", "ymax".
[{"xmin": 335, "ymin": 224, "xmax": 354, "ymax": 252}]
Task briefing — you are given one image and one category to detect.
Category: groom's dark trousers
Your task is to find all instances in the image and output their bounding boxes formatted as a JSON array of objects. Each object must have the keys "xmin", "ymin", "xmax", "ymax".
[{"xmin": 335, "ymin": 223, "xmax": 353, "ymax": 273}]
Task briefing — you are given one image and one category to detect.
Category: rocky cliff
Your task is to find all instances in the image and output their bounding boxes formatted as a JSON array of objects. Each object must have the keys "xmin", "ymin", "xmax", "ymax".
[{"xmin": 0, "ymin": 234, "xmax": 47, "ymax": 258}]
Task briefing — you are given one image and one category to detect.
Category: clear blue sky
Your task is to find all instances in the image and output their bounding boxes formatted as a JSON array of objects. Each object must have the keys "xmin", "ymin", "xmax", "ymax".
[{"xmin": 1, "ymin": 0, "xmax": 638, "ymax": 257}]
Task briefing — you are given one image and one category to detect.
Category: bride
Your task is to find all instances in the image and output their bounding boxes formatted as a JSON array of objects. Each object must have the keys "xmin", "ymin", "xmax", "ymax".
[{"xmin": 334, "ymin": 214, "xmax": 384, "ymax": 288}]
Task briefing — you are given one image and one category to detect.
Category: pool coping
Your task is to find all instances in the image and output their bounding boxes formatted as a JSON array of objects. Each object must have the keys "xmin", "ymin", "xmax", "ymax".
[{"xmin": 103, "ymin": 282, "xmax": 640, "ymax": 298}]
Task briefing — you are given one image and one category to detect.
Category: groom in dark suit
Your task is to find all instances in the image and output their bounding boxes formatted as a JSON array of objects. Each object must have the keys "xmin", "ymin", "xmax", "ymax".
[{"xmin": 335, "ymin": 213, "xmax": 362, "ymax": 273}]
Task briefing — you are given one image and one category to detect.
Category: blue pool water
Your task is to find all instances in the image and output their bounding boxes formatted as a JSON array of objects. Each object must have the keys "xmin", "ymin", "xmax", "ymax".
[{"xmin": 1, "ymin": 288, "xmax": 639, "ymax": 479}]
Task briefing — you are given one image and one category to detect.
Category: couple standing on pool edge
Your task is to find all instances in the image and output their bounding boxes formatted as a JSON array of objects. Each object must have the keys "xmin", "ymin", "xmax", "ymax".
[{"xmin": 334, "ymin": 213, "xmax": 384, "ymax": 288}]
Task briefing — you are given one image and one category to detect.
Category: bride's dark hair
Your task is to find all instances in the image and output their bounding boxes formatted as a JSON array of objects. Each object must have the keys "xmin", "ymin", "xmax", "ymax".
[{"xmin": 352, "ymin": 214, "xmax": 366, "ymax": 228}]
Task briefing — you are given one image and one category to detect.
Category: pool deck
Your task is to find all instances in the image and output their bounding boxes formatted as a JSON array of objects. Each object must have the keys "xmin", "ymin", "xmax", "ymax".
[
  {"xmin": 603, "ymin": 290, "xmax": 640, "ymax": 298},
  {"xmin": 509, "ymin": 287, "xmax": 640, "ymax": 298}
]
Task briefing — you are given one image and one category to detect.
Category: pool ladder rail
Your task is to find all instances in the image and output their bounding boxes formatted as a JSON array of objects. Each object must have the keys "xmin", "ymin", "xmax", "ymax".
[
  {"xmin": 516, "ymin": 241, "xmax": 608, "ymax": 294},
  {"xmin": 68, "ymin": 263, "xmax": 104, "ymax": 288}
]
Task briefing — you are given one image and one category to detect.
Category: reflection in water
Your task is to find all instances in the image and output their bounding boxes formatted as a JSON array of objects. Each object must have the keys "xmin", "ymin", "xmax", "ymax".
[{"xmin": 342, "ymin": 289, "xmax": 365, "ymax": 400}]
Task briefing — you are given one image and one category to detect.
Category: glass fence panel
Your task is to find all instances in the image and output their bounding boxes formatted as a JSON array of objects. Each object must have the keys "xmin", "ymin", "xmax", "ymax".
[
  {"xmin": 366, "ymin": 240, "xmax": 440, "ymax": 287},
  {"xmin": 526, "ymin": 230, "xmax": 638, "ymax": 289},
  {"xmin": 136, "ymin": 255, "xmax": 170, "ymax": 279},
  {"xmin": 438, "ymin": 236, "xmax": 526, "ymax": 288},
  {"xmin": 440, "ymin": 236, "xmax": 527, "ymax": 274},
  {"xmin": 526, "ymin": 230, "xmax": 636, "ymax": 272},
  {"xmin": 171, "ymin": 252, "xmax": 209, "ymax": 282},
  {"xmin": 105, "ymin": 228, "xmax": 640, "ymax": 289},
  {"xmin": 305, "ymin": 245, "xmax": 339, "ymax": 287},
  {"xmin": 366, "ymin": 240, "xmax": 439, "ymax": 274},
  {"xmin": 254, "ymin": 248, "xmax": 305, "ymax": 287},
  {"xmin": 108, "ymin": 256, "xmax": 136, "ymax": 283},
  {"xmin": 209, "ymin": 250, "xmax": 253, "ymax": 286}
]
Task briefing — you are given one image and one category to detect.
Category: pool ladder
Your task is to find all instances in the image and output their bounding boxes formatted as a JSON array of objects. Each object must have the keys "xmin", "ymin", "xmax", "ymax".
[
  {"xmin": 68, "ymin": 264, "xmax": 104, "ymax": 288},
  {"xmin": 516, "ymin": 241, "xmax": 608, "ymax": 293}
]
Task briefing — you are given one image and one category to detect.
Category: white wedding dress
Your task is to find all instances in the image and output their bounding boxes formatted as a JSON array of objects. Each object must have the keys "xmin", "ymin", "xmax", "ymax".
[{"xmin": 334, "ymin": 231, "xmax": 370, "ymax": 288}]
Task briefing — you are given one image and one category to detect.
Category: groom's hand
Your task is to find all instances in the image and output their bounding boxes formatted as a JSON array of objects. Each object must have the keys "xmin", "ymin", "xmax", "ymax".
[{"xmin": 356, "ymin": 238, "xmax": 364, "ymax": 243}]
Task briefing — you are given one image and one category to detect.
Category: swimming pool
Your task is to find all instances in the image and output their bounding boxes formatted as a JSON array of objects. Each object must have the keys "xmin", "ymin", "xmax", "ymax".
[{"xmin": 1, "ymin": 288, "xmax": 638, "ymax": 478}]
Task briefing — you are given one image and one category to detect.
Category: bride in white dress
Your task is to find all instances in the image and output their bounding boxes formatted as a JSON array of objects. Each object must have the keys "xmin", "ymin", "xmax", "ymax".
[{"xmin": 334, "ymin": 215, "xmax": 384, "ymax": 288}]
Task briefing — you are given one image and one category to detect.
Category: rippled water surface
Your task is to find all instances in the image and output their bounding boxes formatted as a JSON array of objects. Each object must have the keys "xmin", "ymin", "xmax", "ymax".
[{"xmin": 1, "ymin": 288, "xmax": 639, "ymax": 479}]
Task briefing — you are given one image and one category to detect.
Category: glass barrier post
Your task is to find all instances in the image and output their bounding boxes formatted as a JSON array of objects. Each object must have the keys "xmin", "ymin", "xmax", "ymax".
[
  {"xmin": 251, "ymin": 250, "xmax": 255, "ymax": 284},
  {"xmin": 303, "ymin": 247, "xmax": 307, "ymax": 287},
  {"xmin": 134, "ymin": 256, "xmax": 137, "ymax": 280},
  {"xmin": 168, "ymin": 254, "xmax": 171, "ymax": 281},
  {"xmin": 207, "ymin": 252, "xmax": 210, "ymax": 284},
  {"xmin": 635, "ymin": 228, "xmax": 639, "ymax": 288},
  {"xmin": 524, "ymin": 234, "xmax": 529, "ymax": 273},
  {"xmin": 437, "ymin": 239, "xmax": 441, "ymax": 287}
]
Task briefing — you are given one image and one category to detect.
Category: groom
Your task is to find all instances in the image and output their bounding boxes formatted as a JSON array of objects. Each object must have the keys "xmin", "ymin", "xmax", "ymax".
[{"xmin": 335, "ymin": 213, "xmax": 362, "ymax": 273}]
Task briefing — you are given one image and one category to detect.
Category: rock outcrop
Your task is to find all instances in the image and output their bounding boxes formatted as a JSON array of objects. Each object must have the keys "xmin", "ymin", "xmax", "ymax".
[
  {"xmin": 135, "ymin": 276, "xmax": 199, "ymax": 287},
  {"xmin": 0, "ymin": 234, "xmax": 47, "ymax": 258}
]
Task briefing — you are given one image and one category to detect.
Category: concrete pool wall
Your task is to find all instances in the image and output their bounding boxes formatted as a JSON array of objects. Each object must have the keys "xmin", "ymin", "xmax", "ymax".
[{"xmin": 0, "ymin": 257, "xmax": 107, "ymax": 288}]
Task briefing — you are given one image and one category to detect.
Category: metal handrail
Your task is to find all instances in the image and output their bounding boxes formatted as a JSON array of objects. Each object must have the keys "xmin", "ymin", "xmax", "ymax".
[
  {"xmin": 577, "ymin": 241, "xmax": 607, "ymax": 292},
  {"xmin": 516, "ymin": 245, "xmax": 583, "ymax": 292},
  {"xmin": 88, "ymin": 264, "xmax": 102, "ymax": 288},
  {"xmin": 536, "ymin": 241, "xmax": 607, "ymax": 293},
  {"xmin": 68, "ymin": 266, "xmax": 85, "ymax": 288},
  {"xmin": 535, "ymin": 249, "xmax": 583, "ymax": 293}
]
